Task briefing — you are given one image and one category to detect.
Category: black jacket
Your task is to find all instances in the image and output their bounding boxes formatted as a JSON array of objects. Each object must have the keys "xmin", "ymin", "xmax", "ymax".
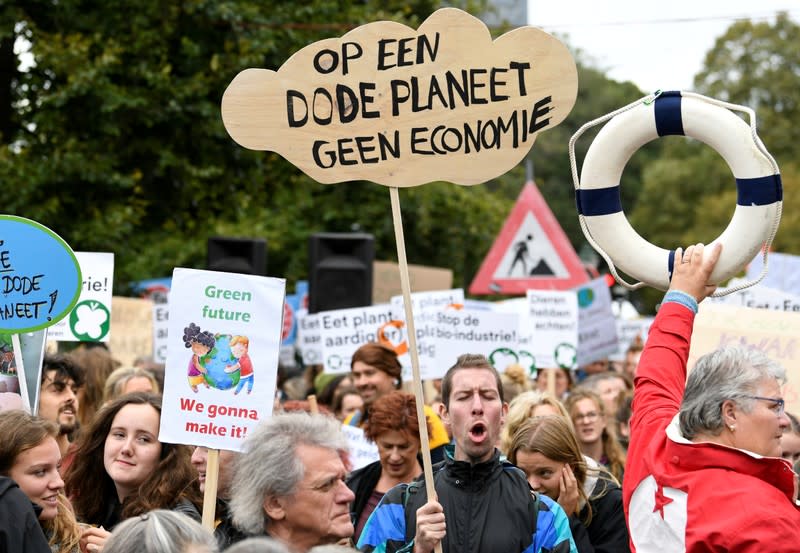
[
  {"xmin": 358, "ymin": 448, "xmax": 575, "ymax": 553},
  {"xmin": 0, "ymin": 476, "xmax": 51, "ymax": 553}
]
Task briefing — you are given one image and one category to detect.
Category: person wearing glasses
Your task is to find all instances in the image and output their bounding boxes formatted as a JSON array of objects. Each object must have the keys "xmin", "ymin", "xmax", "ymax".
[
  {"xmin": 624, "ymin": 243, "xmax": 800, "ymax": 552},
  {"xmin": 565, "ymin": 390, "xmax": 626, "ymax": 484}
]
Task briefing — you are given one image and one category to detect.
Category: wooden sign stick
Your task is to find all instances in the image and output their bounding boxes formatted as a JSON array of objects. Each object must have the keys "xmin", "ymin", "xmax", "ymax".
[
  {"xmin": 308, "ymin": 394, "xmax": 319, "ymax": 414},
  {"xmin": 201, "ymin": 448, "xmax": 220, "ymax": 532},
  {"xmin": 389, "ymin": 187, "xmax": 439, "ymax": 533}
]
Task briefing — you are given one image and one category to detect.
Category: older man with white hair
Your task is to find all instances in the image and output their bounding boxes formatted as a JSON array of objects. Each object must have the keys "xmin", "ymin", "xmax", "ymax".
[{"xmin": 229, "ymin": 412, "xmax": 355, "ymax": 553}]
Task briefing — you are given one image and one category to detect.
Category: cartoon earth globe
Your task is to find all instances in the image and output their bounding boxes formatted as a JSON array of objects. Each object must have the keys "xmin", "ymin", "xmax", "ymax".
[{"xmin": 201, "ymin": 334, "xmax": 240, "ymax": 390}]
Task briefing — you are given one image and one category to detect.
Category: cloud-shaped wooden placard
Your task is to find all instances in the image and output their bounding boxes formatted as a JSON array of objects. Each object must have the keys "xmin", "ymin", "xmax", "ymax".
[{"xmin": 221, "ymin": 8, "xmax": 578, "ymax": 187}]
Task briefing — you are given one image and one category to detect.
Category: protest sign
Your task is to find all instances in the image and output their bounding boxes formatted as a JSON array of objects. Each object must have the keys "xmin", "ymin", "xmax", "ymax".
[
  {"xmin": 431, "ymin": 309, "xmax": 522, "ymax": 378},
  {"xmin": 576, "ymin": 277, "xmax": 618, "ymax": 366},
  {"xmin": 318, "ymin": 304, "xmax": 397, "ymax": 374},
  {"xmin": 15, "ymin": 331, "xmax": 47, "ymax": 413},
  {"xmin": 222, "ymin": 8, "xmax": 577, "ymax": 188},
  {"xmin": 524, "ymin": 290, "xmax": 579, "ymax": 370},
  {"xmin": 153, "ymin": 302, "xmax": 169, "ymax": 363},
  {"xmin": 691, "ymin": 303, "xmax": 800, "ymax": 414},
  {"xmin": 159, "ymin": 268, "xmax": 286, "ymax": 451},
  {"xmin": 0, "ymin": 216, "xmax": 82, "ymax": 333},
  {"xmin": 708, "ymin": 280, "xmax": 800, "ymax": 312},
  {"xmin": 279, "ymin": 294, "xmax": 300, "ymax": 369},
  {"xmin": 341, "ymin": 424, "xmax": 380, "ymax": 470},
  {"xmin": 390, "ymin": 289, "xmax": 465, "ymax": 380},
  {"xmin": 611, "ymin": 317, "xmax": 653, "ymax": 362},
  {"xmin": 221, "ymin": 7, "xmax": 578, "ymax": 526},
  {"xmin": 49, "ymin": 252, "xmax": 114, "ymax": 342},
  {"xmin": 296, "ymin": 309, "xmax": 322, "ymax": 366},
  {"xmin": 0, "ymin": 333, "xmax": 21, "ymax": 411}
]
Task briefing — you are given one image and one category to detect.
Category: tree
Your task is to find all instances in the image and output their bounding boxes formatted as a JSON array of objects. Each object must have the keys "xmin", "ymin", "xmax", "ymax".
[
  {"xmin": 2, "ymin": 0, "xmax": 514, "ymax": 292},
  {"xmin": 625, "ymin": 13, "xmax": 800, "ymax": 310}
]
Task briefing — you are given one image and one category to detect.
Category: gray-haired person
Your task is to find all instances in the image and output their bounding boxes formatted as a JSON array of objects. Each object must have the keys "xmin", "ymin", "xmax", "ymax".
[
  {"xmin": 625, "ymin": 242, "xmax": 800, "ymax": 551},
  {"xmin": 102, "ymin": 509, "xmax": 218, "ymax": 553},
  {"xmin": 229, "ymin": 412, "xmax": 355, "ymax": 553}
]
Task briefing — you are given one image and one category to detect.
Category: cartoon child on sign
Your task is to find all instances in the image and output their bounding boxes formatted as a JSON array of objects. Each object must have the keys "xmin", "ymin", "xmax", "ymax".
[
  {"xmin": 224, "ymin": 335, "xmax": 253, "ymax": 395},
  {"xmin": 183, "ymin": 323, "xmax": 214, "ymax": 393}
]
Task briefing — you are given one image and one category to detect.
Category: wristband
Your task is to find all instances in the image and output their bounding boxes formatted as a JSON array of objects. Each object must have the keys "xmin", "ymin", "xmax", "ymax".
[{"xmin": 663, "ymin": 290, "xmax": 698, "ymax": 314}]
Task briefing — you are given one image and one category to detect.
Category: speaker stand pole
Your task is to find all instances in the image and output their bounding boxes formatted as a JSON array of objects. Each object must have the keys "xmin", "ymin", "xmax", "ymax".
[{"xmin": 389, "ymin": 187, "xmax": 440, "ymax": 545}]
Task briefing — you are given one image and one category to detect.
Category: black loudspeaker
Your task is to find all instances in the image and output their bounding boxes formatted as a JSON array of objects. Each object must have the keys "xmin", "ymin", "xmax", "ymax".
[
  {"xmin": 207, "ymin": 236, "xmax": 267, "ymax": 275},
  {"xmin": 309, "ymin": 233, "xmax": 374, "ymax": 313}
]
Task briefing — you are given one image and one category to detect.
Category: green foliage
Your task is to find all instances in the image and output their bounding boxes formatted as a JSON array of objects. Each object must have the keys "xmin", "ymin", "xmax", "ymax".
[{"xmin": 6, "ymin": 2, "xmax": 793, "ymax": 315}]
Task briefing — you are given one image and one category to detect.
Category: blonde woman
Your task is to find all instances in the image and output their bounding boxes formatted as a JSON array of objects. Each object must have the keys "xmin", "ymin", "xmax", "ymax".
[
  {"xmin": 102, "ymin": 367, "xmax": 160, "ymax": 405},
  {"xmin": 499, "ymin": 390, "xmax": 571, "ymax": 454}
]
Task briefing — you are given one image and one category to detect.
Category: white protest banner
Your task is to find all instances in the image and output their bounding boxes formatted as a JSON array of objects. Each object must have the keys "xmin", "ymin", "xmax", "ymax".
[
  {"xmin": 319, "ymin": 304, "xmax": 397, "ymax": 374},
  {"xmin": 153, "ymin": 303, "xmax": 169, "ymax": 364},
  {"xmin": 390, "ymin": 289, "xmax": 465, "ymax": 380},
  {"xmin": 691, "ymin": 303, "xmax": 800, "ymax": 415},
  {"xmin": 296, "ymin": 309, "xmax": 323, "ymax": 366},
  {"xmin": 576, "ymin": 277, "xmax": 618, "ymax": 366},
  {"xmin": 708, "ymin": 280, "xmax": 800, "ymax": 313},
  {"xmin": 341, "ymin": 424, "xmax": 380, "ymax": 470},
  {"xmin": 48, "ymin": 252, "xmax": 114, "ymax": 342},
  {"xmin": 525, "ymin": 290, "xmax": 579, "ymax": 370},
  {"xmin": 431, "ymin": 310, "xmax": 520, "ymax": 378},
  {"xmin": 159, "ymin": 268, "xmax": 286, "ymax": 452}
]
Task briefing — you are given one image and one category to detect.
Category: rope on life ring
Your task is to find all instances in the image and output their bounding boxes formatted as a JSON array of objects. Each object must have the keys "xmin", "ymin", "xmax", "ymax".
[{"xmin": 569, "ymin": 90, "xmax": 782, "ymax": 295}]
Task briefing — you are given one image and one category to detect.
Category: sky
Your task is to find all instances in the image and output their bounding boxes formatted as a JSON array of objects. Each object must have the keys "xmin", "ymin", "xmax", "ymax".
[{"xmin": 525, "ymin": 0, "xmax": 799, "ymax": 93}]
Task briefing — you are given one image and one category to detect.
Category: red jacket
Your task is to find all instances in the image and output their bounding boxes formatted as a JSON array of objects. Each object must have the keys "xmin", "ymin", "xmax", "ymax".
[{"xmin": 624, "ymin": 301, "xmax": 800, "ymax": 552}]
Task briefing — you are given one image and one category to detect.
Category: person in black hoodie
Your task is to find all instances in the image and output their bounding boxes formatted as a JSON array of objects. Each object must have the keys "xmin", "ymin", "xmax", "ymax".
[{"xmin": 0, "ymin": 475, "xmax": 52, "ymax": 553}]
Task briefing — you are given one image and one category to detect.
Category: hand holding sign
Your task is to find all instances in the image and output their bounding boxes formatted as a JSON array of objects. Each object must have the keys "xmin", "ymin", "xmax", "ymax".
[{"xmin": 222, "ymin": 8, "xmax": 577, "ymax": 187}]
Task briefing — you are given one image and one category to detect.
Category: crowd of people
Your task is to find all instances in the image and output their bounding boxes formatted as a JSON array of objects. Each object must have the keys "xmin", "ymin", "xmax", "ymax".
[{"xmin": 1, "ymin": 243, "xmax": 799, "ymax": 552}]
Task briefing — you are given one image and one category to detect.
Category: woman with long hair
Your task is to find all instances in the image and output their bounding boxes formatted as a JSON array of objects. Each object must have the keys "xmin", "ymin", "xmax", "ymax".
[
  {"xmin": 64, "ymin": 392, "xmax": 200, "ymax": 551},
  {"xmin": 0, "ymin": 410, "xmax": 82, "ymax": 552},
  {"xmin": 565, "ymin": 389, "xmax": 626, "ymax": 483},
  {"xmin": 507, "ymin": 415, "xmax": 629, "ymax": 553}
]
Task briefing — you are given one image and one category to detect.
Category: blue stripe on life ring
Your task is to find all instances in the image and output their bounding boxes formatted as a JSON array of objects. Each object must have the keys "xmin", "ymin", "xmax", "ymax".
[
  {"xmin": 654, "ymin": 91, "xmax": 684, "ymax": 136},
  {"xmin": 736, "ymin": 174, "xmax": 783, "ymax": 206},
  {"xmin": 576, "ymin": 186, "xmax": 622, "ymax": 216},
  {"xmin": 668, "ymin": 249, "xmax": 676, "ymax": 281}
]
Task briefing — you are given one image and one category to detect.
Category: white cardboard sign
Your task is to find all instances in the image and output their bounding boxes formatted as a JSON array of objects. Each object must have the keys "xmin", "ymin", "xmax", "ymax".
[
  {"xmin": 48, "ymin": 252, "xmax": 114, "ymax": 342},
  {"xmin": 159, "ymin": 268, "xmax": 285, "ymax": 452},
  {"xmin": 576, "ymin": 277, "xmax": 618, "ymax": 366},
  {"xmin": 318, "ymin": 304, "xmax": 397, "ymax": 374},
  {"xmin": 525, "ymin": 289, "xmax": 579, "ymax": 370}
]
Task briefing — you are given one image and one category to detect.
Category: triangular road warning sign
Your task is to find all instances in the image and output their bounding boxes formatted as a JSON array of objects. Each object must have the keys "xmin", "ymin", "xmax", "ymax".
[{"xmin": 470, "ymin": 181, "xmax": 588, "ymax": 295}]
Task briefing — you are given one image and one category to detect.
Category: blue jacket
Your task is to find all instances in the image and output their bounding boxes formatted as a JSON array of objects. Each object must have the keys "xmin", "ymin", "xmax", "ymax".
[{"xmin": 357, "ymin": 447, "xmax": 576, "ymax": 553}]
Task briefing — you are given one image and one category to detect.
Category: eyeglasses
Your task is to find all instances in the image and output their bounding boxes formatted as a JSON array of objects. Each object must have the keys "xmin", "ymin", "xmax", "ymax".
[
  {"xmin": 743, "ymin": 395, "xmax": 785, "ymax": 416},
  {"xmin": 574, "ymin": 411, "xmax": 600, "ymax": 423}
]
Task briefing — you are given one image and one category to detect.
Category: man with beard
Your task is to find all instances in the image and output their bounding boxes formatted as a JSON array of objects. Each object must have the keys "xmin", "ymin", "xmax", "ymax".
[
  {"xmin": 358, "ymin": 354, "xmax": 577, "ymax": 553},
  {"xmin": 37, "ymin": 355, "xmax": 84, "ymax": 457},
  {"xmin": 345, "ymin": 343, "xmax": 450, "ymax": 463}
]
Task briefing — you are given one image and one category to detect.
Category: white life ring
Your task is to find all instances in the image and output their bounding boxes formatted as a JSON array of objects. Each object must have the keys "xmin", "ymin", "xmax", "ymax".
[{"xmin": 575, "ymin": 90, "xmax": 782, "ymax": 291}]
